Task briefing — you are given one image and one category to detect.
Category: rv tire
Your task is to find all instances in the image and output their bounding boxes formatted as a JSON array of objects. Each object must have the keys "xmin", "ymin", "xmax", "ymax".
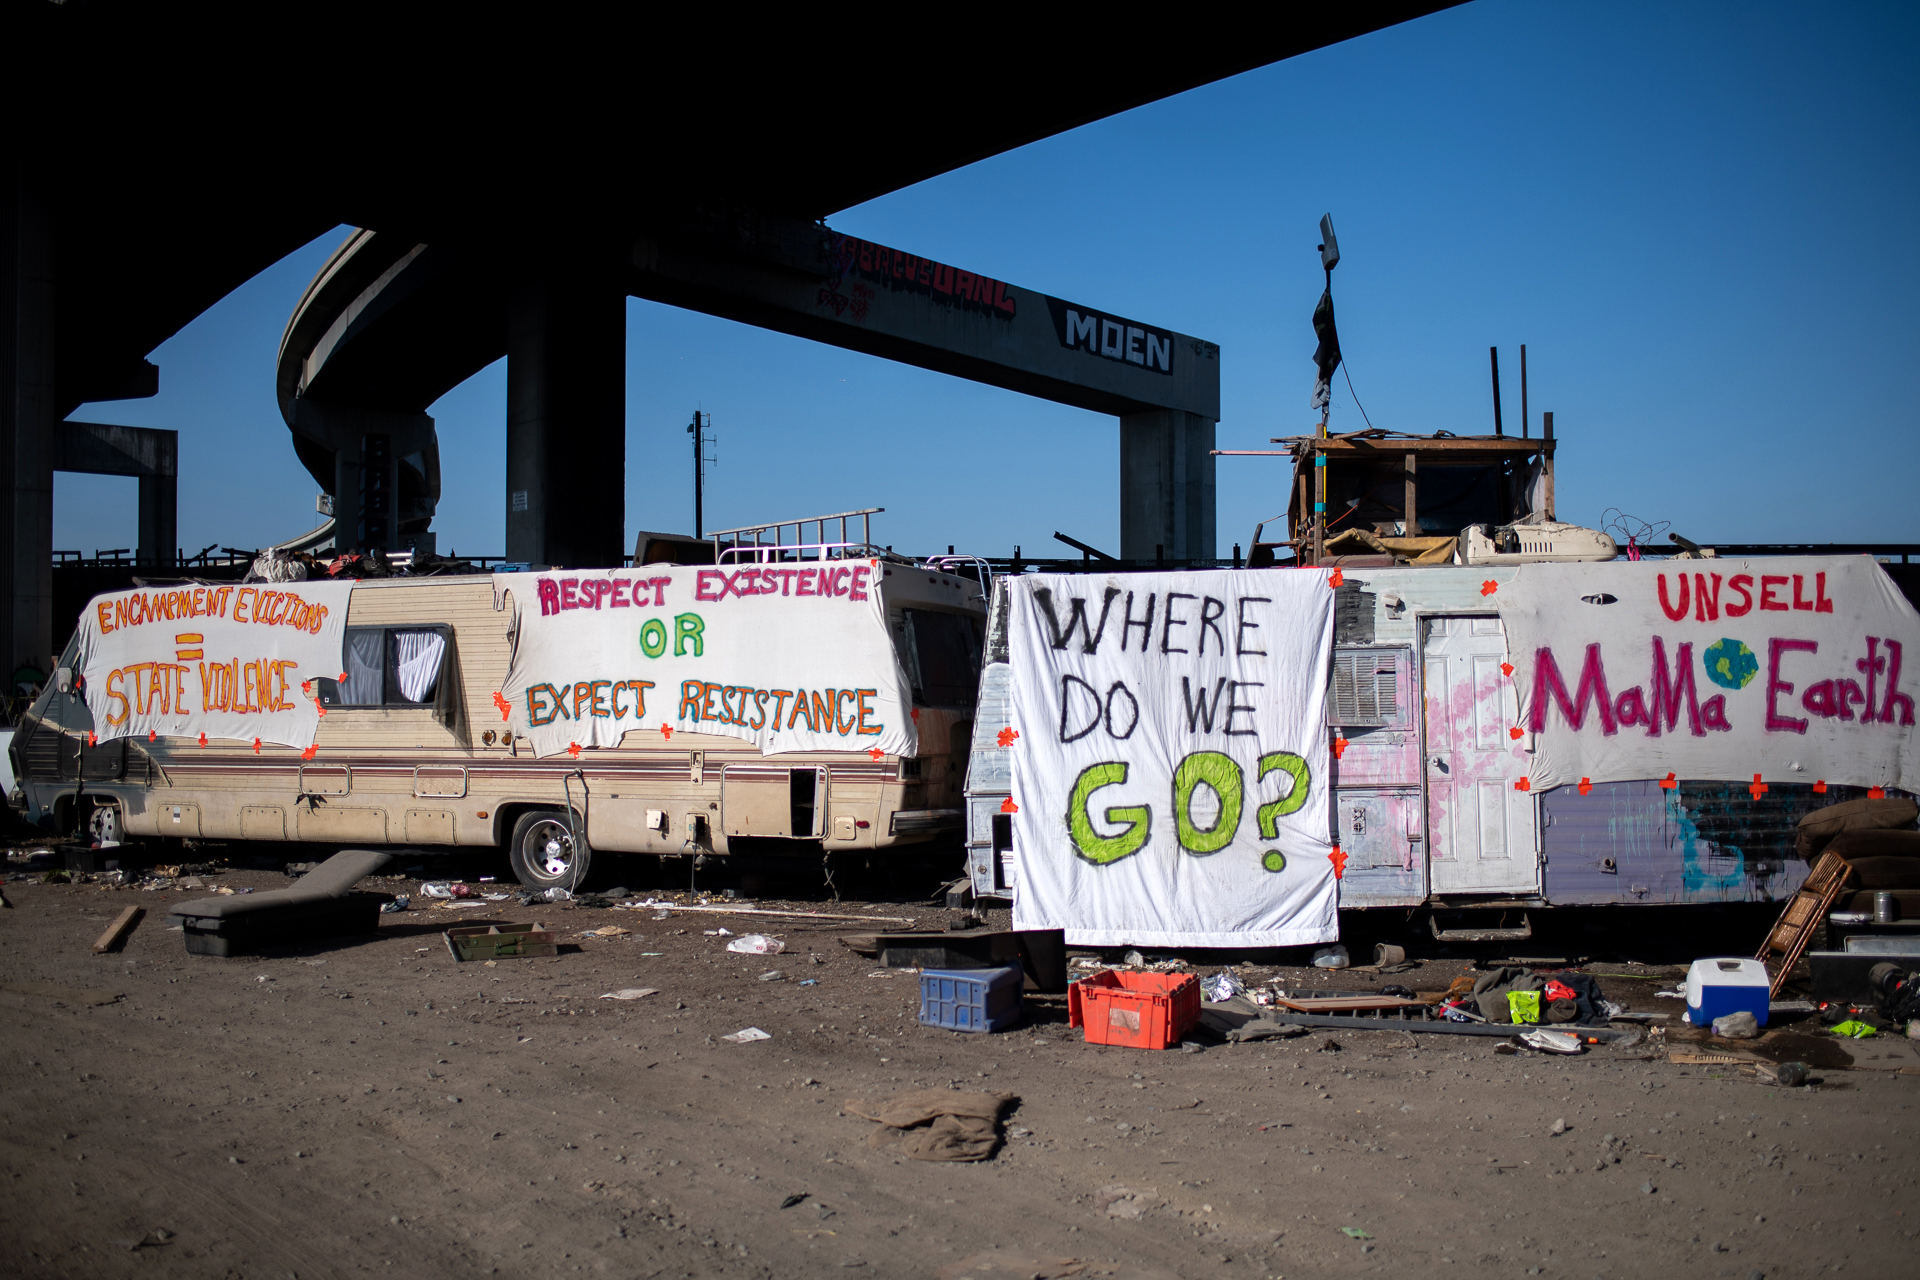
[{"xmin": 508, "ymin": 809, "xmax": 591, "ymax": 892}]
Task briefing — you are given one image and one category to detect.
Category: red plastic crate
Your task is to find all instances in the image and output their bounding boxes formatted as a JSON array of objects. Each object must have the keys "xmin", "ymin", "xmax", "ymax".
[{"xmin": 1068, "ymin": 970, "xmax": 1201, "ymax": 1050}]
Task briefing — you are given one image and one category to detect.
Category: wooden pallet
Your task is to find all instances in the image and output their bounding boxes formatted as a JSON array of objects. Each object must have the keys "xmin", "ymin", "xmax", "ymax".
[{"xmin": 1755, "ymin": 849, "xmax": 1854, "ymax": 996}]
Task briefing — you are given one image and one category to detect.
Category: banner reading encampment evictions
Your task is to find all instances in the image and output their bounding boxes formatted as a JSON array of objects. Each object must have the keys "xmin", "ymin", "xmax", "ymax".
[
  {"xmin": 71, "ymin": 581, "xmax": 354, "ymax": 748},
  {"xmin": 1497, "ymin": 556, "xmax": 1920, "ymax": 793},
  {"xmin": 494, "ymin": 562, "xmax": 917, "ymax": 759},
  {"xmin": 1007, "ymin": 570, "xmax": 1338, "ymax": 948}
]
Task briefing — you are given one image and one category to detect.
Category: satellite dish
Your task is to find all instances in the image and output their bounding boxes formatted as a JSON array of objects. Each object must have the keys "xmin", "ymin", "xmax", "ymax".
[{"xmin": 1318, "ymin": 213, "xmax": 1340, "ymax": 273}]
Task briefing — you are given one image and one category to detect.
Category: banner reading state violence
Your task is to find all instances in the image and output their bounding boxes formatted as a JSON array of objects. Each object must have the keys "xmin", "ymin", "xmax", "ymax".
[
  {"xmin": 1499, "ymin": 556, "xmax": 1920, "ymax": 793},
  {"xmin": 494, "ymin": 562, "xmax": 917, "ymax": 759},
  {"xmin": 1007, "ymin": 570, "xmax": 1338, "ymax": 948},
  {"xmin": 71, "ymin": 581, "xmax": 354, "ymax": 748}
]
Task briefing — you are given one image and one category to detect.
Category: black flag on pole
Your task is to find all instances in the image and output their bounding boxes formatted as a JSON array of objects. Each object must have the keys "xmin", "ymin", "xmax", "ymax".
[{"xmin": 1311, "ymin": 286, "xmax": 1341, "ymax": 411}]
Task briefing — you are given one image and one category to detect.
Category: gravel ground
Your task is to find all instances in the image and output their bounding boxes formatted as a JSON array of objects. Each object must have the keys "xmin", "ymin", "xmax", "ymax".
[{"xmin": 3, "ymin": 849, "xmax": 1918, "ymax": 1280}]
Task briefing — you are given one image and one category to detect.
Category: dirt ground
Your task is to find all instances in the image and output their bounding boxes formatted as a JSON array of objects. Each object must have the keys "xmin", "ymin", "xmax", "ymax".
[{"xmin": 4, "ymin": 845, "xmax": 1919, "ymax": 1280}]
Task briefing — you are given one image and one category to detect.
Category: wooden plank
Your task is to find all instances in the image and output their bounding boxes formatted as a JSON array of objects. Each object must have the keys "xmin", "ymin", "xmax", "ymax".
[
  {"xmin": 1272, "ymin": 996, "xmax": 1427, "ymax": 1013},
  {"xmin": 91, "ymin": 905, "xmax": 143, "ymax": 954}
]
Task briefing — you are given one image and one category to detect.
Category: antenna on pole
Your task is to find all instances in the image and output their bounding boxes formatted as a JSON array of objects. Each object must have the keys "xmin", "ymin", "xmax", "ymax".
[{"xmin": 687, "ymin": 410, "xmax": 715, "ymax": 539}]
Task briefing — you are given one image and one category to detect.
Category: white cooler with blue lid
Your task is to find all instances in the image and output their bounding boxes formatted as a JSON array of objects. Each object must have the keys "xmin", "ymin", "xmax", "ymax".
[{"xmin": 1684, "ymin": 956, "xmax": 1770, "ymax": 1027}]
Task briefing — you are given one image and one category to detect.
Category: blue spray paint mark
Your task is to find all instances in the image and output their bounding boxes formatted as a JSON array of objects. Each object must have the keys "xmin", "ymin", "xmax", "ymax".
[{"xmin": 1669, "ymin": 793, "xmax": 1747, "ymax": 895}]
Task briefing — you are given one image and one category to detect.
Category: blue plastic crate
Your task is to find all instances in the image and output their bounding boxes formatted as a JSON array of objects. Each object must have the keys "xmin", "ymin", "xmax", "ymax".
[{"xmin": 918, "ymin": 965, "xmax": 1023, "ymax": 1033}]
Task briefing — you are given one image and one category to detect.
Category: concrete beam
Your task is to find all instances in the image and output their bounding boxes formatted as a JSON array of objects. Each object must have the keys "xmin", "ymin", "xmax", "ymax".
[
  {"xmin": 632, "ymin": 215, "xmax": 1221, "ymax": 557},
  {"xmin": 632, "ymin": 220, "xmax": 1219, "ymax": 420},
  {"xmin": 57, "ymin": 422, "xmax": 179, "ymax": 568}
]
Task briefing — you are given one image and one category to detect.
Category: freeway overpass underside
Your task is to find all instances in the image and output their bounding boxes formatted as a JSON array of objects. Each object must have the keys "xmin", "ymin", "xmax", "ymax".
[{"xmin": 1, "ymin": 3, "xmax": 1464, "ymax": 678}]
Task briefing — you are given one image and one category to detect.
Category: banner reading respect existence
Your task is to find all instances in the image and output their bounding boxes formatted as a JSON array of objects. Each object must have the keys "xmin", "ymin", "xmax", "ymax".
[
  {"xmin": 494, "ymin": 562, "xmax": 917, "ymax": 759},
  {"xmin": 71, "ymin": 581, "xmax": 354, "ymax": 748},
  {"xmin": 1007, "ymin": 569, "xmax": 1338, "ymax": 948},
  {"xmin": 1494, "ymin": 556, "xmax": 1920, "ymax": 793}
]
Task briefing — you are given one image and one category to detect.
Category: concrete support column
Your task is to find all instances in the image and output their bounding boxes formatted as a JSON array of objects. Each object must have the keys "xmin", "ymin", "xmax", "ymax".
[
  {"xmin": 506, "ymin": 263, "xmax": 626, "ymax": 569},
  {"xmin": 1118, "ymin": 409, "xmax": 1215, "ymax": 562},
  {"xmin": 288, "ymin": 401, "xmax": 437, "ymax": 555},
  {"xmin": 0, "ymin": 149, "xmax": 55, "ymax": 681}
]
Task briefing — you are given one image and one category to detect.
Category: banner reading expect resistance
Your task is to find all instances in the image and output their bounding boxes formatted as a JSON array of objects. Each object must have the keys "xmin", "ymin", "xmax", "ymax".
[
  {"xmin": 72, "ymin": 581, "xmax": 354, "ymax": 748},
  {"xmin": 1007, "ymin": 569, "xmax": 1338, "ymax": 948},
  {"xmin": 494, "ymin": 562, "xmax": 917, "ymax": 759}
]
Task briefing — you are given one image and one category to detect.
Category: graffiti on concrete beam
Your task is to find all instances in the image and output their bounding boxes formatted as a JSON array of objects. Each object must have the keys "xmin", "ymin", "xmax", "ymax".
[{"xmin": 820, "ymin": 234, "xmax": 1017, "ymax": 324}]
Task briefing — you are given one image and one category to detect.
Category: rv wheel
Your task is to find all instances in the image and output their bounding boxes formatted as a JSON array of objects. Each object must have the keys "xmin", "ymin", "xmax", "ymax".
[{"xmin": 509, "ymin": 810, "xmax": 591, "ymax": 891}]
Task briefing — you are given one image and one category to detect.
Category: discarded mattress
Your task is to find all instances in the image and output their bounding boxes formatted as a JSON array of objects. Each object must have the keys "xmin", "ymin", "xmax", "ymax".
[{"xmin": 167, "ymin": 849, "xmax": 392, "ymax": 957}]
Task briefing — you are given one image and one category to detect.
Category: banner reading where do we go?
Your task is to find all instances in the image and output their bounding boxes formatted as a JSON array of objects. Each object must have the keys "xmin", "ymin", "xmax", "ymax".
[
  {"xmin": 72, "ymin": 581, "xmax": 355, "ymax": 748},
  {"xmin": 1007, "ymin": 569, "xmax": 1339, "ymax": 948}
]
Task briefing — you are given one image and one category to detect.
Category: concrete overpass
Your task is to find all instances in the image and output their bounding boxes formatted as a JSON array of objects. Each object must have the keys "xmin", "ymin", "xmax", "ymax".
[{"xmin": 2, "ymin": 3, "xmax": 1463, "ymax": 678}]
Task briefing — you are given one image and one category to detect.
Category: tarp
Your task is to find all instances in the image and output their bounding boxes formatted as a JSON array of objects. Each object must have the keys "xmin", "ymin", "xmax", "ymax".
[
  {"xmin": 493, "ymin": 563, "xmax": 917, "ymax": 759},
  {"xmin": 1496, "ymin": 556, "xmax": 1919, "ymax": 792},
  {"xmin": 1006, "ymin": 569, "xmax": 1338, "ymax": 947},
  {"xmin": 71, "ymin": 582, "xmax": 353, "ymax": 748}
]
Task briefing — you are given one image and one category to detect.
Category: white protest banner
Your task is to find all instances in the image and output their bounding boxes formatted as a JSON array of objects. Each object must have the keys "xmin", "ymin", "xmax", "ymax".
[
  {"xmin": 1006, "ymin": 569, "xmax": 1338, "ymax": 948},
  {"xmin": 494, "ymin": 562, "xmax": 917, "ymax": 759},
  {"xmin": 71, "ymin": 582, "xmax": 354, "ymax": 749},
  {"xmin": 1496, "ymin": 556, "xmax": 1919, "ymax": 793}
]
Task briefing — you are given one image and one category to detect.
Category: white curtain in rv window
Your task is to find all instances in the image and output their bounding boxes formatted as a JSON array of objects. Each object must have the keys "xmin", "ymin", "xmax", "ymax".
[
  {"xmin": 1007, "ymin": 569, "xmax": 1339, "ymax": 948},
  {"xmin": 393, "ymin": 630, "xmax": 446, "ymax": 703},
  {"xmin": 492, "ymin": 563, "xmax": 917, "ymax": 759},
  {"xmin": 340, "ymin": 628, "xmax": 385, "ymax": 705},
  {"xmin": 1492, "ymin": 556, "xmax": 1920, "ymax": 793},
  {"xmin": 68, "ymin": 581, "xmax": 356, "ymax": 749}
]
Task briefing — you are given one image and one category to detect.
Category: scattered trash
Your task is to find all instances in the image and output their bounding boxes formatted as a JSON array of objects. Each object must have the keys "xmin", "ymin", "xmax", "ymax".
[
  {"xmin": 448, "ymin": 882, "xmax": 474, "ymax": 898},
  {"xmin": 1519, "ymin": 1029, "xmax": 1585, "ymax": 1054},
  {"xmin": 760, "ymin": 969, "xmax": 788, "ymax": 982},
  {"xmin": 1653, "ymin": 988, "xmax": 1685, "ymax": 1000},
  {"xmin": 1311, "ymin": 944, "xmax": 1350, "ymax": 970},
  {"xmin": 598, "ymin": 988, "xmax": 659, "ymax": 1001},
  {"xmin": 1340, "ymin": 1227, "xmax": 1373, "ymax": 1240},
  {"xmin": 1201, "ymin": 971, "xmax": 1245, "ymax": 1002},
  {"xmin": 1829, "ymin": 1019, "xmax": 1878, "ymax": 1039},
  {"xmin": 586, "ymin": 926, "xmax": 630, "ymax": 937},
  {"xmin": 540, "ymin": 887, "xmax": 574, "ymax": 903},
  {"xmin": 722, "ymin": 1027, "xmax": 772, "ymax": 1043},
  {"xmin": 380, "ymin": 896, "xmax": 410, "ymax": 914},
  {"xmin": 1758, "ymin": 1061, "xmax": 1811, "ymax": 1087},
  {"xmin": 1711, "ymin": 1011, "xmax": 1760, "ymax": 1039},
  {"xmin": 1122, "ymin": 949, "xmax": 1147, "ymax": 968},
  {"xmin": 799, "ymin": 978, "xmax": 818, "ymax": 986},
  {"xmin": 483, "ymin": 893, "xmax": 510, "ymax": 902},
  {"xmin": 780, "ymin": 1193, "xmax": 809, "ymax": 1209},
  {"xmin": 704, "ymin": 927, "xmax": 733, "ymax": 936},
  {"xmin": 845, "ymin": 1088, "xmax": 1016, "ymax": 1162},
  {"xmin": 726, "ymin": 934, "xmax": 785, "ymax": 954},
  {"xmin": 420, "ymin": 881, "xmax": 455, "ymax": 899}
]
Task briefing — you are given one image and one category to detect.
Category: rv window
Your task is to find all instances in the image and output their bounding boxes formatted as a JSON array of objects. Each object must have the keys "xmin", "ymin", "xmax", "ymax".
[
  {"xmin": 904, "ymin": 609, "xmax": 982, "ymax": 708},
  {"xmin": 319, "ymin": 626, "xmax": 452, "ymax": 709}
]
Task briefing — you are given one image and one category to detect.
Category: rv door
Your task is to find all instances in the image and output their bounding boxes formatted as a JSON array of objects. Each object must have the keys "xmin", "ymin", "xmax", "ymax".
[{"xmin": 1421, "ymin": 616, "xmax": 1539, "ymax": 896}]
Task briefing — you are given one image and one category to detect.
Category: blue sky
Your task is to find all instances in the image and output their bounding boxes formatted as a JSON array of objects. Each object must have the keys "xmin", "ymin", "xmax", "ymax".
[{"xmin": 66, "ymin": 0, "xmax": 1919, "ymax": 561}]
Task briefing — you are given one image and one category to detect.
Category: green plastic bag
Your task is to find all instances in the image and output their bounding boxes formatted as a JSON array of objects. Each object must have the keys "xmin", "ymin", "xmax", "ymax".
[
  {"xmin": 1508, "ymin": 990, "xmax": 1542, "ymax": 1025},
  {"xmin": 1830, "ymin": 1019, "xmax": 1878, "ymax": 1039}
]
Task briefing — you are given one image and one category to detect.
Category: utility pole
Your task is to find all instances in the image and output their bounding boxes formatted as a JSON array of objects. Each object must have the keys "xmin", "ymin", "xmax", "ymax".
[{"xmin": 687, "ymin": 410, "xmax": 707, "ymax": 539}]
